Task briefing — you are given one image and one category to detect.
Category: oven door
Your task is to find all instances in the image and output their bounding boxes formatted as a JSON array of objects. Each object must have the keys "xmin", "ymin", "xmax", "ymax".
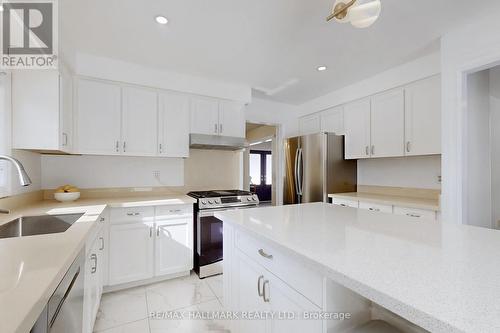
[{"xmin": 197, "ymin": 209, "xmax": 224, "ymax": 268}]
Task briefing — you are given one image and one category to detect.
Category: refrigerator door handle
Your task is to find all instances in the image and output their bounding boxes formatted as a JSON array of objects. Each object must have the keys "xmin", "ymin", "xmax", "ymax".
[
  {"xmin": 294, "ymin": 148, "xmax": 300, "ymax": 196},
  {"xmin": 298, "ymin": 148, "xmax": 304, "ymax": 196}
]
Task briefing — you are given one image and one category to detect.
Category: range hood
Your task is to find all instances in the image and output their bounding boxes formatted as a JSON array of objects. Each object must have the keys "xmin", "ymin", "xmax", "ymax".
[{"xmin": 189, "ymin": 134, "xmax": 248, "ymax": 151}]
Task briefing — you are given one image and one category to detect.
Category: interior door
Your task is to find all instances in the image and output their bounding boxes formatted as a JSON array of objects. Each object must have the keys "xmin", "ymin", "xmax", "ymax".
[
  {"xmin": 370, "ymin": 88, "xmax": 405, "ymax": 157},
  {"xmin": 76, "ymin": 79, "xmax": 121, "ymax": 155},
  {"xmin": 121, "ymin": 86, "xmax": 158, "ymax": 156},
  {"xmin": 283, "ymin": 137, "xmax": 299, "ymax": 205},
  {"xmin": 159, "ymin": 92, "xmax": 190, "ymax": 157},
  {"xmin": 344, "ymin": 99, "xmax": 371, "ymax": 159},
  {"xmin": 300, "ymin": 133, "xmax": 324, "ymax": 203}
]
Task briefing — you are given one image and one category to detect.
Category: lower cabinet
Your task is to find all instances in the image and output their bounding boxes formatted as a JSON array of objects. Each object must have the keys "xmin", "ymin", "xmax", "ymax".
[
  {"xmin": 108, "ymin": 222, "xmax": 155, "ymax": 285},
  {"xmin": 107, "ymin": 204, "xmax": 193, "ymax": 287}
]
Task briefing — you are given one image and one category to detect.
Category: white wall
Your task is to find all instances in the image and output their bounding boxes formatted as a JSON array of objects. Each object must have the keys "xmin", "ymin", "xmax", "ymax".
[
  {"xmin": 245, "ymin": 97, "xmax": 299, "ymax": 138},
  {"xmin": 75, "ymin": 53, "xmax": 252, "ymax": 103},
  {"xmin": 298, "ymin": 52, "xmax": 441, "ymax": 117},
  {"xmin": 441, "ymin": 4, "xmax": 500, "ymax": 224},
  {"xmin": 357, "ymin": 156, "xmax": 441, "ymax": 190},
  {"xmin": 490, "ymin": 68, "xmax": 500, "ymax": 229},
  {"xmin": 465, "ymin": 70, "xmax": 492, "ymax": 228}
]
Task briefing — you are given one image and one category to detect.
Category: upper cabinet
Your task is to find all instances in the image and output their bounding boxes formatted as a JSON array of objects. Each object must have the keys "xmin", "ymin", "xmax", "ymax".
[
  {"xmin": 370, "ymin": 88, "xmax": 405, "ymax": 158},
  {"xmin": 75, "ymin": 79, "xmax": 122, "ymax": 155},
  {"xmin": 344, "ymin": 99, "xmax": 371, "ymax": 159},
  {"xmin": 404, "ymin": 75, "xmax": 441, "ymax": 156},
  {"xmin": 12, "ymin": 70, "xmax": 73, "ymax": 153},
  {"xmin": 299, "ymin": 114, "xmax": 321, "ymax": 136},
  {"xmin": 320, "ymin": 106, "xmax": 344, "ymax": 135},
  {"xmin": 190, "ymin": 96, "xmax": 245, "ymax": 138},
  {"xmin": 159, "ymin": 92, "xmax": 190, "ymax": 157}
]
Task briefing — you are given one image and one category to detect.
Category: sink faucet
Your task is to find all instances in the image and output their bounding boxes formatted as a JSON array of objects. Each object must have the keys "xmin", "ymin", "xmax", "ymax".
[{"xmin": 0, "ymin": 155, "xmax": 32, "ymax": 214}]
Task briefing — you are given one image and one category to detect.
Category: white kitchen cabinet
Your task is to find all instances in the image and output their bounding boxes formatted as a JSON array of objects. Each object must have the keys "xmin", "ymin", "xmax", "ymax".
[
  {"xmin": 159, "ymin": 92, "xmax": 190, "ymax": 157},
  {"xmin": 404, "ymin": 75, "xmax": 441, "ymax": 156},
  {"xmin": 108, "ymin": 222, "xmax": 155, "ymax": 285},
  {"xmin": 219, "ymin": 100, "xmax": 246, "ymax": 138},
  {"xmin": 344, "ymin": 99, "xmax": 371, "ymax": 159},
  {"xmin": 121, "ymin": 87, "xmax": 158, "ymax": 156},
  {"xmin": 155, "ymin": 218, "xmax": 192, "ymax": 276},
  {"xmin": 299, "ymin": 114, "xmax": 321, "ymax": 136},
  {"xmin": 321, "ymin": 106, "xmax": 344, "ymax": 135},
  {"xmin": 75, "ymin": 79, "xmax": 122, "ymax": 155},
  {"xmin": 12, "ymin": 69, "xmax": 73, "ymax": 152},
  {"xmin": 190, "ymin": 96, "xmax": 220, "ymax": 136},
  {"xmin": 370, "ymin": 88, "xmax": 405, "ymax": 158}
]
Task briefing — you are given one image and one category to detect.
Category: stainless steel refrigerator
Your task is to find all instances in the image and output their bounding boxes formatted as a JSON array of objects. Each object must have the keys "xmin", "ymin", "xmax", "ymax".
[{"xmin": 283, "ymin": 133, "xmax": 357, "ymax": 204}]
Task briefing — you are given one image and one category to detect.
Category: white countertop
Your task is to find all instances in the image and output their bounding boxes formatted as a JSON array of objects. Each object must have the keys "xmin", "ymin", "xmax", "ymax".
[
  {"xmin": 329, "ymin": 192, "xmax": 440, "ymax": 211},
  {"xmin": 216, "ymin": 203, "xmax": 500, "ymax": 333},
  {"xmin": 0, "ymin": 195, "xmax": 195, "ymax": 333}
]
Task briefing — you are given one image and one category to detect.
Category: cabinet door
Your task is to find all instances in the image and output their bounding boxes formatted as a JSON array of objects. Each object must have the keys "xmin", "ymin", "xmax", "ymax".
[
  {"xmin": 122, "ymin": 87, "xmax": 158, "ymax": 156},
  {"xmin": 344, "ymin": 99, "xmax": 371, "ymax": 159},
  {"xmin": 83, "ymin": 236, "xmax": 100, "ymax": 333},
  {"xmin": 108, "ymin": 222, "xmax": 154, "ymax": 285},
  {"xmin": 190, "ymin": 96, "xmax": 220, "ymax": 135},
  {"xmin": 235, "ymin": 251, "xmax": 269, "ymax": 333},
  {"xmin": 321, "ymin": 106, "xmax": 344, "ymax": 134},
  {"xmin": 159, "ymin": 92, "xmax": 190, "ymax": 157},
  {"xmin": 267, "ymin": 272, "xmax": 322, "ymax": 333},
  {"xmin": 59, "ymin": 73, "xmax": 73, "ymax": 152},
  {"xmin": 404, "ymin": 75, "xmax": 441, "ymax": 156},
  {"xmin": 76, "ymin": 79, "xmax": 121, "ymax": 155},
  {"xmin": 370, "ymin": 88, "xmax": 405, "ymax": 158},
  {"xmin": 155, "ymin": 218, "xmax": 193, "ymax": 276},
  {"xmin": 299, "ymin": 114, "xmax": 321, "ymax": 136},
  {"xmin": 218, "ymin": 100, "xmax": 246, "ymax": 138}
]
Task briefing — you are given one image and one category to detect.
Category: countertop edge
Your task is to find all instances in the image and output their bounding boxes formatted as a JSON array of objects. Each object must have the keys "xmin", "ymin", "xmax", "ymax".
[{"xmin": 328, "ymin": 193, "xmax": 440, "ymax": 211}]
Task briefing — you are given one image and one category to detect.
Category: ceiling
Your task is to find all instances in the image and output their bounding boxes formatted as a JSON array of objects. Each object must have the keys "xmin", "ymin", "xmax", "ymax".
[{"xmin": 60, "ymin": 0, "xmax": 500, "ymax": 105}]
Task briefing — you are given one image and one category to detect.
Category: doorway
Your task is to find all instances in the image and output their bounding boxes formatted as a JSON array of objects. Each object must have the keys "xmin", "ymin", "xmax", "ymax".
[
  {"xmin": 244, "ymin": 123, "xmax": 277, "ymax": 205},
  {"xmin": 463, "ymin": 65, "xmax": 500, "ymax": 229}
]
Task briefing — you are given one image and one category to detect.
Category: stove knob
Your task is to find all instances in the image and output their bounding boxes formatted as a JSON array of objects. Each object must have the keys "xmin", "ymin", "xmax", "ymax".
[
  {"xmin": 253, "ymin": 197, "xmax": 257, "ymax": 201},
  {"xmin": 208, "ymin": 200, "xmax": 214, "ymax": 204},
  {"xmin": 201, "ymin": 200, "xmax": 207, "ymax": 205}
]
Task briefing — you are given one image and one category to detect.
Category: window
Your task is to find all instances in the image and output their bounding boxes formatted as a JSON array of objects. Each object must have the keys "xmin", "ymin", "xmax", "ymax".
[{"xmin": 249, "ymin": 150, "xmax": 272, "ymax": 202}]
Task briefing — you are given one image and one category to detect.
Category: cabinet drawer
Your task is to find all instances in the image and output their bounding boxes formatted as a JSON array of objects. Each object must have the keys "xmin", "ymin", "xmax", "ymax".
[
  {"xmin": 393, "ymin": 206, "xmax": 437, "ymax": 221},
  {"xmin": 358, "ymin": 202, "xmax": 393, "ymax": 214},
  {"xmin": 235, "ymin": 230, "xmax": 323, "ymax": 307},
  {"xmin": 332, "ymin": 198, "xmax": 359, "ymax": 208},
  {"xmin": 110, "ymin": 207, "xmax": 154, "ymax": 224},
  {"xmin": 155, "ymin": 204, "xmax": 193, "ymax": 220}
]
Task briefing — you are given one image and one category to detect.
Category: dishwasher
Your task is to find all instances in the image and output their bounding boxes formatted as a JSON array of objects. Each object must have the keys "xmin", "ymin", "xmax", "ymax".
[{"xmin": 31, "ymin": 249, "xmax": 85, "ymax": 333}]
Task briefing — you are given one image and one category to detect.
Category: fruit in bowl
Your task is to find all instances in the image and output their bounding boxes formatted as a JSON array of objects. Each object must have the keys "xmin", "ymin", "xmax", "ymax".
[{"xmin": 54, "ymin": 185, "xmax": 81, "ymax": 202}]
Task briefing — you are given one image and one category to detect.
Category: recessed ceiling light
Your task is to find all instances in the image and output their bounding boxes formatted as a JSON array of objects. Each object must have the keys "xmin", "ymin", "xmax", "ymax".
[
  {"xmin": 0, "ymin": 5, "xmax": 4, "ymax": 12},
  {"xmin": 155, "ymin": 16, "xmax": 168, "ymax": 25},
  {"xmin": 317, "ymin": 66, "xmax": 327, "ymax": 72}
]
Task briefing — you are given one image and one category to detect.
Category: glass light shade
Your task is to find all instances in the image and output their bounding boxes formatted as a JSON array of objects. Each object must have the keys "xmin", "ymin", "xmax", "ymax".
[{"xmin": 348, "ymin": 0, "xmax": 381, "ymax": 28}]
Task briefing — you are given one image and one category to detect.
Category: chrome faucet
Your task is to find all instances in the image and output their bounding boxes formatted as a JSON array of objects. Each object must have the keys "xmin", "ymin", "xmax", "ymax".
[{"xmin": 0, "ymin": 155, "xmax": 32, "ymax": 214}]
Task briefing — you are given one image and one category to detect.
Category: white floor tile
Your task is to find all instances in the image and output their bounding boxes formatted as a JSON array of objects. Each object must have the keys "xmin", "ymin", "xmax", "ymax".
[
  {"xmin": 94, "ymin": 286, "xmax": 148, "ymax": 332},
  {"xmin": 146, "ymin": 273, "xmax": 217, "ymax": 313},
  {"xmin": 96, "ymin": 319, "xmax": 150, "ymax": 333},
  {"xmin": 205, "ymin": 275, "xmax": 223, "ymax": 299}
]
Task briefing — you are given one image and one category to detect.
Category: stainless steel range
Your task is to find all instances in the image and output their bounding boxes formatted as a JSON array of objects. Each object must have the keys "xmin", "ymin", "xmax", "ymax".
[{"xmin": 187, "ymin": 190, "xmax": 259, "ymax": 278}]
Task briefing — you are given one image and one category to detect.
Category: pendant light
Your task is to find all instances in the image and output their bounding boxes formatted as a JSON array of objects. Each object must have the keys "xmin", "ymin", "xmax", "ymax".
[{"xmin": 326, "ymin": 0, "xmax": 381, "ymax": 28}]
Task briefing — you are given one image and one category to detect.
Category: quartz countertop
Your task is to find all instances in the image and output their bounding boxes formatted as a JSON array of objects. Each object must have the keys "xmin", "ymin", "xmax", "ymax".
[
  {"xmin": 0, "ymin": 194, "xmax": 195, "ymax": 333},
  {"xmin": 329, "ymin": 192, "xmax": 440, "ymax": 211},
  {"xmin": 216, "ymin": 203, "xmax": 500, "ymax": 333}
]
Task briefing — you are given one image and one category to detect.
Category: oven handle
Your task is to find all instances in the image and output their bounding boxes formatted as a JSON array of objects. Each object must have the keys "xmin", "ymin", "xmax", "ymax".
[{"xmin": 198, "ymin": 206, "xmax": 258, "ymax": 217}]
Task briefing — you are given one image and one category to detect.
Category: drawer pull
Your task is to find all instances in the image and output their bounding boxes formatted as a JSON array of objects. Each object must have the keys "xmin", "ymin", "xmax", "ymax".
[
  {"xmin": 258, "ymin": 249, "xmax": 273, "ymax": 260},
  {"xmin": 126, "ymin": 212, "xmax": 140, "ymax": 216},
  {"xmin": 368, "ymin": 208, "xmax": 380, "ymax": 212},
  {"xmin": 406, "ymin": 213, "xmax": 421, "ymax": 218},
  {"xmin": 169, "ymin": 209, "xmax": 182, "ymax": 213},
  {"xmin": 263, "ymin": 280, "xmax": 270, "ymax": 302},
  {"xmin": 100, "ymin": 217, "xmax": 105, "ymax": 223},
  {"xmin": 257, "ymin": 275, "xmax": 264, "ymax": 297},
  {"xmin": 90, "ymin": 254, "xmax": 97, "ymax": 274},
  {"xmin": 99, "ymin": 237, "xmax": 104, "ymax": 250}
]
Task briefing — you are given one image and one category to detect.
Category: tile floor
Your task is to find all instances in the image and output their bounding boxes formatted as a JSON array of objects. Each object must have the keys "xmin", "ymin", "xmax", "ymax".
[{"xmin": 93, "ymin": 273, "xmax": 228, "ymax": 333}]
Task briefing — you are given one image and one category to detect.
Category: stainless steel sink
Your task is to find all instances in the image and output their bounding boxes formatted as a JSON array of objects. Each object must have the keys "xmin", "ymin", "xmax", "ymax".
[{"xmin": 0, "ymin": 213, "xmax": 84, "ymax": 239}]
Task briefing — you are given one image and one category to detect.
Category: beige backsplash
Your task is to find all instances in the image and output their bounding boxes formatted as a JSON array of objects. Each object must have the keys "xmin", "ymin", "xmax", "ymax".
[{"xmin": 357, "ymin": 185, "xmax": 441, "ymax": 200}]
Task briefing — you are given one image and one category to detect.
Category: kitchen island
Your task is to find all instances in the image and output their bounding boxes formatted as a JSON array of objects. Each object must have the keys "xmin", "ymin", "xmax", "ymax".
[{"xmin": 216, "ymin": 202, "xmax": 500, "ymax": 333}]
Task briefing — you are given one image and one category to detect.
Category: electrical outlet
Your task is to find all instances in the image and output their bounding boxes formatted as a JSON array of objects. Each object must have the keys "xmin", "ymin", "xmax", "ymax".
[
  {"xmin": 437, "ymin": 175, "xmax": 442, "ymax": 183},
  {"xmin": 153, "ymin": 171, "xmax": 160, "ymax": 178}
]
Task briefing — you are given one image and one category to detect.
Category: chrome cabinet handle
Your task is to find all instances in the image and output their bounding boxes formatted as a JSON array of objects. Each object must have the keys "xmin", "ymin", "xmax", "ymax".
[
  {"xmin": 406, "ymin": 213, "xmax": 421, "ymax": 218},
  {"xmin": 62, "ymin": 133, "xmax": 68, "ymax": 146},
  {"xmin": 126, "ymin": 212, "xmax": 140, "ymax": 216},
  {"xmin": 123, "ymin": 141, "xmax": 126, "ymax": 152},
  {"xmin": 115, "ymin": 141, "xmax": 119, "ymax": 152},
  {"xmin": 258, "ymin": 249, "xmax": 273, "ymax": 260},
  {"xmin": 406, "ymin": 141, "xmax": 411, "ymax": 153},
  {"xmin": 219, "ymin": 124, "xmax": 223, "ymax": 134},
  {"xmin": 214, "ymin": 124, "xmax": 218, "ymax": 133},
  {"xmin": 99, "ymin": 237, "xmax": 104, "ymax": 250},
  {"xmin": 159, "ymin": 143, "xmax": 163, "ymax": 154},
  {"xmin": 90, "ymin": 254, "xmax": 97, "ymax": 274},
  {"xmin": 257, "ymin": 275, "xmax": 264, "ymax": 297},
  {"xmin": 100, "ymin": 217, "xmax": 105, "ymax": 223},
  {"xmin": 340, "ymin": 204, "xmax": 347, "ymax": 207},
  {"xmin": 149, "ymin": 227, "xmax": 153, "ymax": 238},
  {"xmin": 371, "ymin": 145, "xmax": 375, "ymax": 155},
  {"xmin": 156, "ymin": 226, "xmax": 160, "ymax": 237},
  {"xmin": 365, "ymin": 146, "xmax": 369, "ymax": 156},
  {"xmin": 369, "ymin": 208, "xmax": 380, "ymax": 212},
  {"xmin": 169, "ymin": 209, "xmax": 182, "ymax": 213},
  {"xmin": 262, "ymin": 280, "xmax": 270, "ymax": 302}
]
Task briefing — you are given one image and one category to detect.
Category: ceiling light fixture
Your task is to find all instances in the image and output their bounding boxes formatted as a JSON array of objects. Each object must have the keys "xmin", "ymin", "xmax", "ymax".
[
  {"xmin": 326, "ymin": 0, "xmax": 381, "ymax": 28},
  {"xmin": 0, "ymin": 5, "xmax": 4, "ymax": 12},
  {"xmin": 155, "ymin": 15, "xmax": 168, "ymax": 25},
  {"xmin": 317, "ymin": 66, "xmax": 327, "ymax": 72}
]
